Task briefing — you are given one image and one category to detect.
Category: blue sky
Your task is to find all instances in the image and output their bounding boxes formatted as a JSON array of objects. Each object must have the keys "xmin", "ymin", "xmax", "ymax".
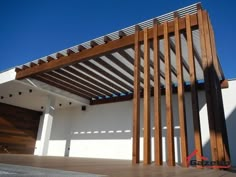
[{"xmin": 0, "ymin": 0, "xmax": 235, "ymax": 78}]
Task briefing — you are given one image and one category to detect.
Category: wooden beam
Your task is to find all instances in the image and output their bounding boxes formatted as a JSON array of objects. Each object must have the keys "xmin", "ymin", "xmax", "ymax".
[
  {"xmin": 47, "ymin": 56, "xmax": 55, "ymax": 62},
  {"xmin": 73, "ymin": 64, "xmax": 126, "ymax": 94},
  {"xmin": 118, "ymin": 50, "xmax": 155, "ymax": 82},
  {"xmin": 153, "ymin": 21, "xmax": 162, "ymax": 166},
  {"xmin": 90, "ymin": 83, "xmax": 206, "ymax": 105},
  {"xmin": 119, "ymin": 31, "xmax": 126, "ymax": 38},
  {"xmin": 56, "ymin": 53, "xmax": 65, "ymax": 59},
  {"xmin": 16, "ymin": 14, "xmax": 198, "ymax": 79},
  {"xmin": 38, "ymin": 59, "xmax": 46, "ymax": 65},
  {"xmin": 90, "ymin": 40, "xmax": 98, "ymax": 48},
  {"xmin": 104, "ymin": 36, "xmax": 112, "ymax": 43},
  {"xmin": 30, "ymin": 62, "xmax": 37, "ymax": 67},
  {"xmin": 46, "ymin": 71, "xmax": 100, "ymax": 97},
  {"xmin": 83, "ymin": 60, "xmax": 133, "ymax": 91},
  {"xmin": 175, "ymin": 17, "xmax": 188, "ymax": 167},
  {"xmin": 164, "ymin": 22, "xmax": 175, "ymax": 166},
  {"xmin": 67, "ymin": 49, "xmax": 75, "ymax": 55},
  {"xmin": 55, "ymin": 69, "xmax": 111, "ymax": 96},
  {"xmin": 78, "ymin": 45, "xmax": 86, "ymax": 52},
  {"xmin": 63, "ymin": 66, "xmax": 116, "ymax": 95},
  {"xmin": 32, "ymin": 75, "xmax": 90, "ymax": 99},
  {"xmin": 186, "ymin": 14, "xmax": 203, "ymax": 162},
  {"xmin": 143, "ymin": 28, "xmax": 151, "ymax": 165},
  {"xmin": 95, "ymin": 58, "xmax": 133, "ymax": 85},
  {"xmin": 132, "ymin": 26, "xmax": 141, "ymax": 164},
  {"xmin": 198, "ymin": 9, "xmax": 218, "ymax": 162}
]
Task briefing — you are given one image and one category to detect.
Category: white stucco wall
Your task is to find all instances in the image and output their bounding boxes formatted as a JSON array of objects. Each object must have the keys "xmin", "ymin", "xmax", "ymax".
[{"xmin": 41, "ymin": 80, "xmax": 236, "ymax": 165}]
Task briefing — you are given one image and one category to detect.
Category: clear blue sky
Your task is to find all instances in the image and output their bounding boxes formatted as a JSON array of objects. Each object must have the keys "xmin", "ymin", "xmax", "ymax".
[{"xmin": 0, "ymin": 0, "xmax": 235, "ymax": 78}]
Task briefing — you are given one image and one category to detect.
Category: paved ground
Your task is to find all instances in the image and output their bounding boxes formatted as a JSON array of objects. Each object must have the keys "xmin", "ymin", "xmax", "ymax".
[
  {"xmin": 0, "ymin": 154, "xmax": 235, "ymax": 177},
  {"xmin": 0, "ymin": 163, "xmax": 104, "ymax": 177}
]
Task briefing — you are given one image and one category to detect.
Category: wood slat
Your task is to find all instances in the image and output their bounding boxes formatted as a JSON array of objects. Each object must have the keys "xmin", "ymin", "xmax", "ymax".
[
  {"xmin": 164, "ymin": 22, "xmax": 175, "ymax": 166},
  {"xmin": 32, "ymin": 75, "xmax": 91, "ymax": 99},
  {"xmin": 63, "ymin": 66, "xmax": 116, "ymax": 95},
  {"xmin": 132, "ymin": 26, "xmax": 141, "ymax": 164},
  {"xmin": 118, "ymin": 50, "xmax": 155, "ymax": 82},
  {"xmin": 16, "ymin": 14, "xmax": 198, "ymax": 79},
  {"xmin": 186, "ymin": 14, "xmax": 203, "ymax": 162},
  {"xmin": 95, "ymin": 58, "xmax": 134, "ymax": 85},
  {"xmin": 83, "ymin": 60, "xmax": 133, "ymax": 91},
  {"xmin": 143, "ymin": 28, "xmax": 151, "ymax": 165},
  {"xmin": 45, "ymin": 72, "xmax": 100, "ymax": 97},
  {"xmin": 153, "ymin": 21, "xmax": 162, "ymax": 166},
  {"xmin": 175, "ymin": 17, "xmax": 188, "ymax": 167},
  {"xmin": 55, "ymin": 69, "xmax": 111, "ymax": 96},
  {"xmin": 73, "ymin": 64, "xmax": 126, "ymax": 94}
]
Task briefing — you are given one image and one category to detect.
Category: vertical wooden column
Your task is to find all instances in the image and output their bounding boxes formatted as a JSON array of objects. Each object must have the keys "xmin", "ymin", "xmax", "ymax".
[
  {"xmin": 175, "ymin": 17, "xmax": 188, "ymax": 167},
  {"xmin": 132, "ymin": 25, "xmax": 141, "ymax": 164},
  {"xmin": 153, "ymin": 20, "xmax": 162, "ymax": 166},
  {"xmin": 197, "ymin": 9, "xmax": 218, "ymax": 162},
  {"xmin": 186, "ymin": 14, "xmax": 203, "ymax": 161},
  {"xmin": 143, "ymin": 28, "xmax": 151, "ymax": 165},
  {"xmin": 210, "ymin": 20, "xmax": 230, "ymax": 160},
  {"xmin": 164, "ymin": 22, "xmax": 175, "ymax": 166}
]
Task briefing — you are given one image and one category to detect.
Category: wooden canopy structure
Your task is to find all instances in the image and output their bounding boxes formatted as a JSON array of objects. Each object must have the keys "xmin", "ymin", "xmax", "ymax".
[{"xmin": 15, "ymin": 3, "xmax": 230, "ymax": 167}]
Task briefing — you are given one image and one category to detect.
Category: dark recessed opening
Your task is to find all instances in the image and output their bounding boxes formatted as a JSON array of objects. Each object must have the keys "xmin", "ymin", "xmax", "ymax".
[
  {"xmin": 9, "ymin": 94, "xmax": 12, "ymax": 97},
  {"xmin": 29, "ymin": 89, "xmax": 32, "ymax": 93},
  {"xmin": 41, "ymin": 106, "xmax": 44, "ymax": 109},
  {"xmin": 69, "ymin": 102, "xmax": 72, "ymax": 105},
  {"xmin": 59, "ymin": 104, "xmax": 62, "ymax": 107},
  {"xmin": 18, "ymin": 92, "xmax": 22, "ymax": 95},
  {"xmin": 1, "ymin": 96, "xmax": 4, "ymax": 99},
  {"xmin": 82, "ymin": 105, "xmax": 86, "ymax": 111}
]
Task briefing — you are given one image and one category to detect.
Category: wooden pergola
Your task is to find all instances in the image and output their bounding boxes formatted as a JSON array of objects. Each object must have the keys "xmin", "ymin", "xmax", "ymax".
[{"xmin": 15, "ymin": 3, "xmax": 230, "ymax": 167}]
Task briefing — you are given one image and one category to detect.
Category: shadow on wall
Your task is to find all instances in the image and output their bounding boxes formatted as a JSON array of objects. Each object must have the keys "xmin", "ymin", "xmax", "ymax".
[{"xmin": 44, "ymin": 86, "xmax": 235, "ymax": 165}]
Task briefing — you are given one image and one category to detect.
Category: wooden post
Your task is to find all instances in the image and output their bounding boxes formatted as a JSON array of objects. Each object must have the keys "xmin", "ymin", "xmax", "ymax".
[
  {"xmin": 164, "ymin": 22, "xmax": 175, "ymax": 166},
  {"xmin": 198, "ymin": 9, "xmax": 218, "ymax": 162},
  {"xmin": 153, "ymin": 20, "xmax": 162, "ymax": 166},
  {"xmin": 175, "ymin": 17, "xmax": 188, "ymax": 167},
  {"xmin": 132, "ymin": 26, "xmax": 141, "ymax": 164},
  {"xmin": 143, "ymin": 28, "xmax": 151, "ymax": 165},
  {"xmin": 186, "ymin": 14, "xmax": 203, "ymax": 161}
]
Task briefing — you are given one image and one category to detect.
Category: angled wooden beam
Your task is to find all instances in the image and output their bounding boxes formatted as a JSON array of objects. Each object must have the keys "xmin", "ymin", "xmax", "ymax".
[
  {"xmin": 22, "ymin": 65, "xmax": 29, "ymax": 70},
  {"xmin": 83, "ymin": 60, "xmax": 133, "ymax": 91},
  {"xmin": 143, "ymin": 28, "xmax": 151, "ymax": 165},
  {"xmin": 38, "ymin": 59, "xmax": 46, "ymax": 65},
  {"xmin": 46, "ymin": 71, "xmax": 101, "ymax": 97},
  {"xmin": 90, "ymin": 40, "xmax": 99, "ymax": 48},
  {"xmin": 119, "ymin": 30, "xmax": 126, "ymax": 38},
  {"xmin": 104, "ymin": 36, "xmax": 112, "ymax": 43},
  {"xmin": 153, "ymin": 20, "xmax": 162, "ymax": 166},
  {"xmin": 63, "ymin": 66, "xmax": 115, "ymax": 95},
  {"xmin": 56, "ymin": 53, "xmax": 65, "ymax": 59},
  {"xmin": 186, "ymin": 14, "xmax": 203, "ymax": 162},
  {"xmin": 47, "ymin": 56, "xmax": 55, "ymax": 62},
  {"xmin": 67, "ymin": 49, "xmax": 75, "ymax": 55},
  {"xmin": 16, "ymin": 14, "xmax": 198, "ymax": 79},
  {"xmin": 175, "ymin": 17, "xmax": 188, "ymax": 167},
  {"xmin": 30, "ymin": 62, "xmax": 37, "ymax": 67},
  {"xmin": 105, "ymin": 53, "xmax": 144, "ymax": 83},
  {"xmin": 73, "ymin": 64, "xmax": 127, "ymax": 94},
  {"xmin": 164, "ymin": 22, "xmax": 175, "ymax": 166},
  {"xmin": 32, "ymin": 75, "xmax": 90, "ymax": 99},
  {"xmin": 78, "ymin": 45, "xmax": 86, "ymax": 52},
  {"xmin": 132, "ymin": 25, "xmax": 141, "ymax": 164},
  {"xmin": 95, "ymin": 58, "xmax": 133, "ymax": 85},
  {"xmin": 55, "ymin": 69, "xmax": 111, "ymax": 96}
]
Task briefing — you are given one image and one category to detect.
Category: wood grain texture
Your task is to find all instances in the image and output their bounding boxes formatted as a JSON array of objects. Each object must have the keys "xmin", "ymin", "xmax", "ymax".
[
  {"xmin": 153, "ymin": 22, "xmax": 162, "ymax": 166},
  {"xmin": 132, "ymin": 26, "xmax": 141, "ymax": 164},
  {"xmin": 175, "ymin": 17, "xmax": 188, "ymax": 167},
  {"xmin": 164, "ymin": 22, "xmax": 175, "ymax": 166},
  {"xmin": 0, "ymin": 103, "xmax": 41, "ymax": 154},
  {"xmin": 186, "ymin": 14, "xmax": 203, "ymax": 162},
  {"xmin": 143, "ymin": 28, "xmax": 151, "ymax": 165}
]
